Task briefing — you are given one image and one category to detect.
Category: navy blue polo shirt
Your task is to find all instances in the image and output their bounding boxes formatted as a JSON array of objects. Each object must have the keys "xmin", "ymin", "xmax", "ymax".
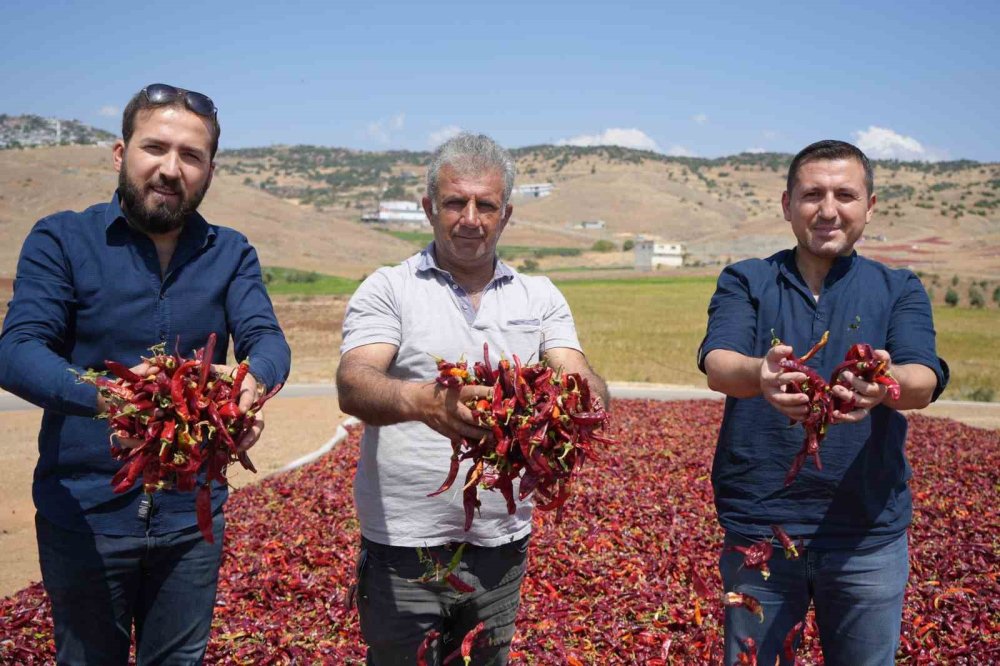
[
  {"xmin": 0, "ymin": 193, "xmax": 291, "ymax": 536},
  {"xmin": 698, "ymin": 249, "xmax": 948, "ymax": 549}
]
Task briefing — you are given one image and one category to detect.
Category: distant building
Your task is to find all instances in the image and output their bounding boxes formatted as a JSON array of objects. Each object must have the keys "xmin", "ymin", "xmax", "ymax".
[
  {"xmin": 573, "ymin": 219, "xmax": 606, "ymax": 230},
  {"xmin": 635, "ymin": 238, "xmax": 685, "ymax": 270},
  {"xmin": 361, "ymin": 200, "xmax": 428, "ymax": 224},
  {"xmin": 512, "ymin": 182, "xmax": 554, "ymax": 198}
]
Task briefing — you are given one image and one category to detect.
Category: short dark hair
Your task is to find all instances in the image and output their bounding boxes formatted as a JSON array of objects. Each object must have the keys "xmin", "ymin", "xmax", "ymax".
[
  {"xmin": 121, "ymin": 86, "xmax": 221, "ymax": 159},
  {"xmin": 786, "ymin": 140, "xmax": 873, "ymax": 197}
]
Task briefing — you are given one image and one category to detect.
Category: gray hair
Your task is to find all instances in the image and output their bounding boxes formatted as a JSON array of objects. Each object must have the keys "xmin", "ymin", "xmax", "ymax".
[{"xmin": 426, "ymin": 133, "xmax": 516, "ymax": 207}]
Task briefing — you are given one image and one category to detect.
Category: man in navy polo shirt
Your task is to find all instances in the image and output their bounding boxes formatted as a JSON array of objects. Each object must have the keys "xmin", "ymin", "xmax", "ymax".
[
  {"xmin": 0, "ymin": 84, "xmax": 290, "ymax": 664},
  {"xmin": 698, "ymin": 140, "xmax": 947, "ymax": 665}
]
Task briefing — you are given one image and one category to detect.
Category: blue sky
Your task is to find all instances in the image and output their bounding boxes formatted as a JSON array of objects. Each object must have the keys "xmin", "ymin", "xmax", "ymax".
[{"xmin": 3, "ymin": 0, "xmax": 999, "ymax": 160}]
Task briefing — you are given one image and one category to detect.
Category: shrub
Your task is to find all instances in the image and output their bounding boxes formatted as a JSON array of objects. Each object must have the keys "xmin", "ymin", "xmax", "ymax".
[
  {"xmin": 969, "ymin": 286, "xmax": 985, "ymax": 308},
  {"xmin": 993, "ymin": 285, "xmax": 1000, "ymax": 306},
  {"xmin": 519, "ymin": 258, "xmax": 539, "ymax": 272},
  {"xmin": 951, "ymin": 275, "xmax": 960, "ymax": 286},
  {"xmin": 965, "ymin": 386, "xmax": 996, "ymax": 402},
  {"xmin": 623, "ymin": 239, "xmax": 635, "ymax": 251},
  {"xmin": 591, "ymin": 240, "xmax": 617, "ymax": 252},
  {"xmin": 945, "ymin": 288, "xmax": 959, "ymax": 307}
]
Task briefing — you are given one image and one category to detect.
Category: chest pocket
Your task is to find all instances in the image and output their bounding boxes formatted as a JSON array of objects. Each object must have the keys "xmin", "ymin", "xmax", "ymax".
[{"xmin": 493, "ymin": 320, "xmax": 544, "ymax": 363}]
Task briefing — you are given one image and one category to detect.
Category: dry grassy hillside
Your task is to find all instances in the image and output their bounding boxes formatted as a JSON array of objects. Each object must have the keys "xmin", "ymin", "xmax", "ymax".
[
  {"xmin": 0, "ymin": 146, "xmax": 413, "ymax": 279},
  {"xmin": 1, "ymin": 144, "xmax": 998, "ymax": 281}
]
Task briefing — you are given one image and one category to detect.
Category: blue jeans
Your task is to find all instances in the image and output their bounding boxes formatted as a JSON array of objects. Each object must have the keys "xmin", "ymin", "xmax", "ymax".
[
  {"xmin": 36, "ymin": 510, "xmax": 224, "ymax": 665},
  {"xmin": 720, "ymin": 530, "xmax": 909, "ymax": 666},
  {"xmin": 356, "ymin": 535, "xmax": 529, "ymax": 665}
]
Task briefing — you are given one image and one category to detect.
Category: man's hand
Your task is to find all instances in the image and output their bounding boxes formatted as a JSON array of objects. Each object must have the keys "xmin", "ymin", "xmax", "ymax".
[
  {"xmin": 760, "ymin": 344, "xmax": 810, "ymax": 421},
  {"xmin": 831, "ymin": 349, "xmax": 891, "ymax": 423},
  {"xmin": 212, "ymin": 364, "xmax": 265, "ymax": 452},
  {"xmin": 414, "ymin": 382, "xmax": 493, "ymax": 444}
]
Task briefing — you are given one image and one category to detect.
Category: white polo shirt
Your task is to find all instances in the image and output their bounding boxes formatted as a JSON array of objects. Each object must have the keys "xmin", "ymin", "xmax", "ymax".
[{"xmin": 340, "ymin": 244, "xmax": 582, "ymax": 547}]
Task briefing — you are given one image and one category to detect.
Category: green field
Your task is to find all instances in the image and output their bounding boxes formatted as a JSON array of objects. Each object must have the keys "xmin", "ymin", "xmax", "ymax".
[
  {"xmin": 262, "ymin": 267, "xmax": 360, "ymax": 296},
  {"xmin": 267, "ymin": 270, "xmax": 999, "ymax": 401},
  {"xmin": 558, "ymin": 277, "xmax": 1000, "ymax": 401}
]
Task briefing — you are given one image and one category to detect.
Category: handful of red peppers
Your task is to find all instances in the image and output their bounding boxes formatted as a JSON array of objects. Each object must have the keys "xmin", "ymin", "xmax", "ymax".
[
  {"xmin": 774, "ymin": 330, "xmax": 901, "ymax": 486},
  {"xmin": 77, "ymin": 333, "xmax": 282, "ymax": 543},
  {"xmin": 430, "ymin": 343, "xmax": 613, "ymax": 530}
]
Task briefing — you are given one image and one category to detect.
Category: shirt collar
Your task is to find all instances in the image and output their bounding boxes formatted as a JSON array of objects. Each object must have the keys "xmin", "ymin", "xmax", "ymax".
[
  {"xmin": 416, "ymin": 242, "xmax": 514, "ymax": 283},
  {"xmin": 105, "ymin": 190, "xmax": 216, "ymax": 248},
  {"xmin": 780, "ymin": 248, "xmax": 858, "ymax": 290}
]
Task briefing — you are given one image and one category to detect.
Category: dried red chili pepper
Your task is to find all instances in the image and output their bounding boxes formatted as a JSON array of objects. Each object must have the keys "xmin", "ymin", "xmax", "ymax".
[
  {"xmin": 783, "ymin": 621, "xmax": 805, "ymax": 663},
  {"xmin": 727, "ymin": 539, "xmax": 774, "ymax": 580},
  {"xmin": 770, "ymin": 525, "xmax": 802, "ymax": 560},
  {"xmin": 460, "ymin": 621, "xmax": 486, "ymax": 665},
  {"xmin": 723, "ymin": 591, "xmax": 765, "ymax": 623}
]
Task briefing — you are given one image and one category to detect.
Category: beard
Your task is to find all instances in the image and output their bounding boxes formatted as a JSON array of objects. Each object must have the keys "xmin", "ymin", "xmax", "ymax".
[{"xmin": 118, "ymin": 163, "xmax": 209, "ymax": 235}]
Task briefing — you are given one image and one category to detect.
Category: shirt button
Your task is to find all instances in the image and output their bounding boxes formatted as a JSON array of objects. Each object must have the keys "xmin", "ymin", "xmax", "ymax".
[
  {"xmin": 452, "ymin": 284, "xmax": 459, "ymax": 290},
  {"xmin": 815, "ymin": 312, "xmax": 822, "ymax": 319}
]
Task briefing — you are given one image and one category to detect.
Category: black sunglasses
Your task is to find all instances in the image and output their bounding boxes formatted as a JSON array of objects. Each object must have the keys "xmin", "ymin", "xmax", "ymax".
[{"xmin": 142, "ymin": 83, "xmax": 217, "ymax": 118}]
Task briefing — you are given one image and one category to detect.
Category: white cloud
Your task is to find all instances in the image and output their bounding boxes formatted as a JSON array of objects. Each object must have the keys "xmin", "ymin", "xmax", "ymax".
[
  {"xmin": 692, "ymin": 113, "xmax": 709, "ymax": 125},
  {"xmin": 557, "ymin": 127, "xmax": 659, "ymax": 152},
  {"xmin": 665, "ymin": 144, "xmax": 696, "ymax": 157},
  {"xmin": 744, "ymin": 147, "xmax": 767, "ymax": 154},
  {"xmin": 98, "ymin": 105, "xmax": 119, "ymax": 117},
  {"xmin": 365, "ymin": 112, "xmax": 406, "ymax": 144},
  {"xmin": 853, "ymin": 126, "xmax": 927, "ymax": 160},
  {"xmin": 428, "ymin": 125, "xmax": 462, "ymax": 147}
]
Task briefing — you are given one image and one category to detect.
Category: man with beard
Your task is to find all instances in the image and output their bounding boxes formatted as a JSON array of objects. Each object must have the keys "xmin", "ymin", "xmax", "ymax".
[
  {"xmin": 0, "ymin": 84, "xmax": 290, "ymax": 664},
  {"xmin": 337, "ymin": 133, "xmax": 608, "ymax": 664},
  {"xmin": 698, "ymin": 140, "xmax": 947, "ymax": 665}
]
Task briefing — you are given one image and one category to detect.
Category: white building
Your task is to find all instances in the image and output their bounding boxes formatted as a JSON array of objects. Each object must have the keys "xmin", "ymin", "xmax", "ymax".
[
  {"xmin": 512, "ymin": 183, "xmax": 554, "ymax": 198},
  {"xmin": 634, "ymin": 239, "xmax": 685, "ymax": 270},
  {"xmin": 361, "ymin": 200, "xmax": 428, "ymax": 224},
  {"xmin": 573, "ymin": 219, "xmax": 606, "ymax": 230}
]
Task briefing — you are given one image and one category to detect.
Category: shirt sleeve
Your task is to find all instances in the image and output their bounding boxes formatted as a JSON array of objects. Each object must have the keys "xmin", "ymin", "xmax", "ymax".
[
  {"xmin": 0, "ymin": 218, "xmax": 99, "ymax": 415},
  {"xmin": 886, "ymin": 272, "xmax": 949, "ymax": 401},
  {"xmin": 538, "ymin": 278, "xmax": 581, "ymax": 353},
  {"xmin": 697, "ymin": 265, "xmax": 758, "ymax": 373},
  {"xmin": 225, "ymin": 236, "xmax": 291, "ymax": 391},
  {"xmin": 340, "ymin": 269, "xmax": 403, "ymax": 354}
]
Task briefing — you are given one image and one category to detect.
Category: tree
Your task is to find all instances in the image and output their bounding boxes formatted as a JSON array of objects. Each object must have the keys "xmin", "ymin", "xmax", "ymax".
[
  {"xmin": 519, "ymin": 258, "xmax": 539, "ymax": 272},
  {"xmin": 623, "ymin": 239, "xmax": 635, "ymax": 251},
  {"xmin": 951, "ymin": 274, "xmax": 960, "ymax": 286},
  {"xmin": 591, "ymin": 240, "xmax": 616, "ymax": 252},
  {"xmin": 993, "ymin": 285, "xmax": 1000, "ymax": 306},
  {"xmin": 969, "ymin": 286, "xmax": 985, "ymax": 308},
  {"xmin": 945, "ymin": 288, "xmax": 959, "ymax": 307}
]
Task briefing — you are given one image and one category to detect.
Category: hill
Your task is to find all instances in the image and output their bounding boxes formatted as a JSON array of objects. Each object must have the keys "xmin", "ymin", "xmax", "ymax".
[
  {"xmin": 1, "ymin": 124, "xmax": 998, "ymax": 282},
  {"xmin": 216, "ymin": 143, "xmax": 1000, "ymax": 278},
  {"xmin": 0, "ymin": 114, "xmax": 117, "ymax": 149},
  {"xmin": 0, "ymin": 145, "xmax": 414, "ymax": 280}
]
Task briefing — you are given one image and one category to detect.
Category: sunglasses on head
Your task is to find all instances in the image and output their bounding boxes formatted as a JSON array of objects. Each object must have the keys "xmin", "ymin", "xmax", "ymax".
[{"xmin": 142, "ymin": 83, "xmax": 217, "ymax": 118}]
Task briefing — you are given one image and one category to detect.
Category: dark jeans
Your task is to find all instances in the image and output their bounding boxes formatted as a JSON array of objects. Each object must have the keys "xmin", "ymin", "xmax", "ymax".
[
  {"xmin": 720, "ymin": 530, "xmax": 909, "ymax": 666},
  {"xmin": 36, "ymin": 510, "xmax": 224, "ymax": 666},
  {"xmin": 356, "ymin": 535, "xmax": 529, "ymax": 665}
]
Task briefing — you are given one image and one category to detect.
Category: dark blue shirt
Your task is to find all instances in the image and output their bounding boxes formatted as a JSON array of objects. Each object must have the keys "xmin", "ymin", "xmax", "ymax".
[
  {"xmin": 0, "ymin": 193, "xmax": 291, "ymax": 536},
  {"xmin": 698, "ymin": 249, "xmax": 948, "ymax": 549}
]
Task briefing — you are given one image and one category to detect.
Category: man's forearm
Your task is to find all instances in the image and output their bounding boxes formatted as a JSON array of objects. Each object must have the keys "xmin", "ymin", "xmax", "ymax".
[
  {"xmin": 583, "ymin": 367, "xmax": 610, "ymax": 409},
  {"xmin": 883, "ymin": 362, "xmax": 938, "ymax": 411},
  {"xmin": 336, "ymin": 362, "xmax": 424, "ymax": 426},
  {"xmin": 704, "ymin": 349, "xmax": 764, "ymax": 398}
]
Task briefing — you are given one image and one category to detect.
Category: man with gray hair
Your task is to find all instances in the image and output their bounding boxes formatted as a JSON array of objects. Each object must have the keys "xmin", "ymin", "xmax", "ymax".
[{"xmin": 337, "ymin": 133, "xmax": 607, "ymax": 664}]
